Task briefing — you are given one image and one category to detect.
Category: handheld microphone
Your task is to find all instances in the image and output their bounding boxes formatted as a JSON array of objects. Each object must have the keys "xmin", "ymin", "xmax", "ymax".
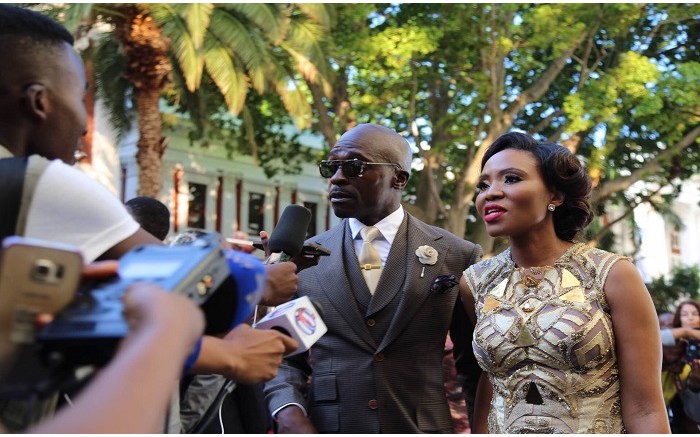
[
  {"xmin": 266, "ymin": 205, "xmax": 312, "ymax": 263},
  {"xmin": 253, "ymin": 296, "xmax": 327, "ymax": 356}
]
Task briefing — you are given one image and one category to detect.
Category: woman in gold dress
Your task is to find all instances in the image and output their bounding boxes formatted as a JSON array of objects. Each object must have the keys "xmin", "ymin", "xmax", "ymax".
[{"xmin": 460, "ymin": 132, "xmax": 669, "ymax": 433}]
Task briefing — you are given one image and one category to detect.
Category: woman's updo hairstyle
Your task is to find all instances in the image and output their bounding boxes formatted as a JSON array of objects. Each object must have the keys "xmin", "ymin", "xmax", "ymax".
[{"xmin": 481, "ymin": 132, "xmax": 594, "ymax": 241}]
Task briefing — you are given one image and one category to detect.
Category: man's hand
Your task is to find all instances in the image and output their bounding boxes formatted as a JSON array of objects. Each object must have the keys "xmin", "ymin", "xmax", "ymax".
[
  {"xmin": 275, "ymin": 405, "xmax": 318, "ymax": 434},
  {"xmin": 260, "ymin": 262, "xmax": 298, "ymax": 306},
  {"xmin": 218, "ymin": 324, "xmax": 298, "ymax": 384}
]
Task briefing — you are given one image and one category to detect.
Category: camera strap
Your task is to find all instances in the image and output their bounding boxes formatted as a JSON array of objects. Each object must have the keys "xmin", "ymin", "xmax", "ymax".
[
  {"xmin": 0, "ymin": 154, "xmax": 51, "ymax": 241},
  {"xmin": 0, "ymin": 157, "xmax": 27, "ymax": 241}
]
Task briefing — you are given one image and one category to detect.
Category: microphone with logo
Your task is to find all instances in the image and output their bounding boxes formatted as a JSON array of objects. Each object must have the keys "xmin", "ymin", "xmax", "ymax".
[
  {"xmin": 253, "ymin": 296, "xmax": 327, "ymax": 357},
  {"xmin": 265, "ymin": 204, "xmax": 312, "ymax": 264}
]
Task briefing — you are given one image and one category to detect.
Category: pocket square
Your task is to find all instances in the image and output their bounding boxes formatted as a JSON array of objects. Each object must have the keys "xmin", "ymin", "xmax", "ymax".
[{"xmin": 431, "ymin": 274, "xmax": 458, "ymax": 293}]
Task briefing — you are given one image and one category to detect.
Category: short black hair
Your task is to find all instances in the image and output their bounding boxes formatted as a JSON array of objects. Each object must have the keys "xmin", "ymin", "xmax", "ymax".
[
  {"xmin": 125, "ymin": 196, "xmax": 171, "ymax": 241},
  {"xmin": 0, "ymin": 5, "xmax": 74, "ymax": 45},
  {"xmin": 482, "ymin": 131, "xmax": 594, "ymax": 242}
]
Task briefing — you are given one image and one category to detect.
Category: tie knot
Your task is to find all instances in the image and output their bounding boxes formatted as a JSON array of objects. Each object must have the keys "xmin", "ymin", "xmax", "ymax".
[{"xmin": 361, "ymin": 226, "xmax": 381, "ymax": 243}]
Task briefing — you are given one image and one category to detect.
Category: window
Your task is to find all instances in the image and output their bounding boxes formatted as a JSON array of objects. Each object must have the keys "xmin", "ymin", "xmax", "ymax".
[
  {"xmin": 304, "ymin": 201, "xmax": 317, "ymax": 238},
  {"xmin": 187, "ymin": 183, "xmax": 207, "ymax": 229},
  {"xmin": 248, "ymin": 192, "xmax": 265, "ymax": 234}
]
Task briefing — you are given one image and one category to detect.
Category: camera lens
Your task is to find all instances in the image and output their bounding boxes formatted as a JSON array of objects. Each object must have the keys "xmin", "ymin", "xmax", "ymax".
[{"xmin": 32, "ymin": 259, "xmax": 58, "ymax": 283}]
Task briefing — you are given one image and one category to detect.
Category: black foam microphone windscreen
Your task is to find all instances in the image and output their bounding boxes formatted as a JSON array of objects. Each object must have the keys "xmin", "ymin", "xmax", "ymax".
[{"xmin": 268, "ymin": 205, "xmax": 312, "ymax": 258}]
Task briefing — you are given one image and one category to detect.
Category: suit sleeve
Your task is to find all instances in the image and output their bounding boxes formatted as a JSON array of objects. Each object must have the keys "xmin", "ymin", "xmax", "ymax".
[
  {"xmin": 450, "ymin": 242, "xmax": 483, "ymax": 425},
  {"xmin": 263, "ymin": 345, "xmax": 313, "ymax": 417}
]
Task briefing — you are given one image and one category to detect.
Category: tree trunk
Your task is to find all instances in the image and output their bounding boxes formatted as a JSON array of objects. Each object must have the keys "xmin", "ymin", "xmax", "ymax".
[{"xmin": 135, "ymin": 87, "xmax": 165, "ymax": 197}]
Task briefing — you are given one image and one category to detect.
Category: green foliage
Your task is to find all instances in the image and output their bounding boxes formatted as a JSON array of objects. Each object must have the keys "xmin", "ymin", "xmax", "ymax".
[{"xmin": 647, "ymin": 264, "xmax": 700, "ymax": 314}]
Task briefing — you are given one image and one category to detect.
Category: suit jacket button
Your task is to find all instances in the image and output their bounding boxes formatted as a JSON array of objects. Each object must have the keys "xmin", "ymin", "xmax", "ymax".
[
  {"xmin": 366, "ymin": 318, "xmax": 376, "ymax": 327},
  {"xmin": 368, "ymin": 399, "xmax": 378, "ymax": 409},
  {"xmin": 374, "ymin": 352, "xmax": 384, "ymax": 362}
]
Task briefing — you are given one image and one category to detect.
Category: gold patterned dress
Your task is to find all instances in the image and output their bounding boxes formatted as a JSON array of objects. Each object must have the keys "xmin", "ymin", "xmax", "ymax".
[{"xmin": 463, "ymin": 243, "xmax": 627, "ymax": 433}]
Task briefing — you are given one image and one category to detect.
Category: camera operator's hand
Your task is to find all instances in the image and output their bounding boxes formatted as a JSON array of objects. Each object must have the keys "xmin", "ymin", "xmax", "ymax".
[
  {"xmin": 121, "ymin": 283, "xmax": 204, "ymax": 348},
  {"xmin": 194, "ymin": 324, "xmax": 298, "ymax": 384},
  {"xmin": 29, "ymin": 283, "xmax": 205, "ymax": 434},
  {"xmin": 670, "ymin": 327, "xmax": 700, "ymax": 342},
  {"xmin": 260, "ymin": 262, "xmax": 298, "ymax": 306}
]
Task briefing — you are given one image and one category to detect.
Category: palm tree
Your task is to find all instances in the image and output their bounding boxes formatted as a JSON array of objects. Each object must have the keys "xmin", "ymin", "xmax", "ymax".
[{"xmin": 59, "ymin": 3, "xmax": 335, "ymax": 197}]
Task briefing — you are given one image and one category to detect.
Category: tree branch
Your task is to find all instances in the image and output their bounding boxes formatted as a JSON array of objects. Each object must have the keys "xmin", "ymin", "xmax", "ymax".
[{"xmin": 591, "ymin": 125, "xmax": 700, "ymax": 203}]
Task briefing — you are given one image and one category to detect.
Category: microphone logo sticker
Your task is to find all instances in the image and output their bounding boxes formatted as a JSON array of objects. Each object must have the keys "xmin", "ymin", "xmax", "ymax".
[{"xmin": 295, "ymin": 308, "xmax": 317, "ymax": 335}]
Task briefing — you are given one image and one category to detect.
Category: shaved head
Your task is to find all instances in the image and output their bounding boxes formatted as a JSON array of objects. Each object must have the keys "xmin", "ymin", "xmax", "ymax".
[{"xmin": 334, "ymin": 123, "xmax": 412, "ymax": 177}]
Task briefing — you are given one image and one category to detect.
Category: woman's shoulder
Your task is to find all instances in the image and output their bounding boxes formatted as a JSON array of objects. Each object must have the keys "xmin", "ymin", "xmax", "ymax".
[{"xmin": 464, "ymin": 248, "xmax": 512, "ymax": 291}]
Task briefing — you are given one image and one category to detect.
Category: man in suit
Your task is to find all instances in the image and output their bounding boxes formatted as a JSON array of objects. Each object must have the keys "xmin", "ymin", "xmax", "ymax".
[{"xmin": 264, "ymin": 123, "xmax": 482, "ymax": 433}]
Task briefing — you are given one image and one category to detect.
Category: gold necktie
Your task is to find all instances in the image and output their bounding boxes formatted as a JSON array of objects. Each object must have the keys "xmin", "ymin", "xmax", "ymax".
[{"xmin": 359, "ymin": 226, "xmax": 382, "ymax": 294}]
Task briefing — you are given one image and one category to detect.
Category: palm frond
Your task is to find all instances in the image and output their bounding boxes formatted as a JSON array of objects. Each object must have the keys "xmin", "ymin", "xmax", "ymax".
[
  {"xmin": 226, "ymin": 3, "xmax": 289, "ymax": 44},
  {"xmin": 150, "ymin": 4, "xmax": 203, "ymax": 92},
  {"xmin": 60, "ymin": 3, "xmax": 94, "ymax": 33},
  {"xmin": 295, "ymin": 3, "xmax": 336, "ymax": 30},
  {"xmin": 203, "ymin": 40, "xmax": 249, "ymax": 115},
  {"xmin": 93, "ymin": 37, "xmax": 133, "ymax": 140}
]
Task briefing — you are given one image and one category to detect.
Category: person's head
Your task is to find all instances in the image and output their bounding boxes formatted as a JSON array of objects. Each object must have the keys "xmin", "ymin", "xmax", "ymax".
[
  {"xmin": 0, "ymin": 5, "xmax": 87, "ymax": 164},
  {"xmin": 658, "ymin": 312, "xmax": 674, "ymax": 329},
  {"xmin": 673, "ymin": 300, "xmax": 700, "ymax": 329},
  {"xmin": 125, "ymin": 196, "xmax": 171, "ymax": 241},
  {"xmin": 476, "ymin": 131, "xmax": 594, "ymax": 241},
  {"xmin": 320, "ymin": 123, "xmax": 411, "ymax": 225}
]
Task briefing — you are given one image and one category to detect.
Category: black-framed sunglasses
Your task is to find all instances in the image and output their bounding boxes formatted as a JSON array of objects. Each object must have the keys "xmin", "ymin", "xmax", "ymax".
[{"xmin": 318, "ymin": 159, "xmax": 402, "ymax": 178}]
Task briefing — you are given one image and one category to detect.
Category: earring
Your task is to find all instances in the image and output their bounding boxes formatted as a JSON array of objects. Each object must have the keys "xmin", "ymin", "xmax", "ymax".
[{"xmin": 547, "ymin": 203, "xmax": 556, "ymax": 212}]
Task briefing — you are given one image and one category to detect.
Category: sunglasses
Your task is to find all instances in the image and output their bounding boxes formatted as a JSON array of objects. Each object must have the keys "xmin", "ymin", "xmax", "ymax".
[{"xmin": 318, "ymin": 159, "xmax": 402, "ymax": 178}]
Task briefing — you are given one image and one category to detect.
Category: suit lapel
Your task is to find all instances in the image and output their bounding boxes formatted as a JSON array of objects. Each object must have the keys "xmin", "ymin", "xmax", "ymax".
[
  {"xmin": 310, "ymin": 221, "xmax": 377, "ymax": 350},
  {"xmin": 377, "ymin": 215, "xmax": 450, "ymax": 351}
]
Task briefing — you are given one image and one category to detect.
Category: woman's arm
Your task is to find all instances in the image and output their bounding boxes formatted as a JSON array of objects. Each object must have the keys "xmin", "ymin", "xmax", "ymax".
[
  {"xmin": 472, "ymin": 372, "xmax": 493, "ymax": 433},
  {"xmin": 605, "ymin": 259, "xmax": 670, "ymax": 433}
]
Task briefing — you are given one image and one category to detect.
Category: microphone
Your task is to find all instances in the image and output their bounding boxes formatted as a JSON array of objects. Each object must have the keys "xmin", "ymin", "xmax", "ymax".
[
  {"xmin": 252, "ymin": 296, "xmax": 327, "ymax": 356},
  {"xmin": 266, "ymin": 205, "xmax": 312, "ymax": 263}
]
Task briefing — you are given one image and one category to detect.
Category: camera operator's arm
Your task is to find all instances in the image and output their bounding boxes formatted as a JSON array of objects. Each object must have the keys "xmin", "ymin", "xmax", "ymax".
[
  {"xmin": 191, "ymin": 324, "xmax": 298, "ymax": 384},
  {"xmin": 667, "ymin": 327, "xmax": 700, "ymax": 343},
  {"xmin": 30, "ymin": 283, "xmax": 204, "ymax": 434}
]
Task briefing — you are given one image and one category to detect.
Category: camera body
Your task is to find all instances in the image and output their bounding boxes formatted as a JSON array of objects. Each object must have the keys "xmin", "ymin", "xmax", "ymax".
[
  {"xmin": 686, "ymin": 328, "xmax": 700, "ymax": 362},
  {"xmin": 37, "ymin": 233, "xmax": 231, "ymax": 367}
]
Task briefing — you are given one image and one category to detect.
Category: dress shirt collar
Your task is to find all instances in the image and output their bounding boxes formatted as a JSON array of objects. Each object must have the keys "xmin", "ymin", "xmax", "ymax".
[{"xmin": 349, "ymin": 205, "xmax": 404, "ymax": 246}]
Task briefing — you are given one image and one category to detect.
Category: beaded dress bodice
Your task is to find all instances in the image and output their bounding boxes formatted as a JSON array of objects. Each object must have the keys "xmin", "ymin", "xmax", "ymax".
[{"xmin": 463, "ymin": 243, "xmax": 627, "ymax": 433}]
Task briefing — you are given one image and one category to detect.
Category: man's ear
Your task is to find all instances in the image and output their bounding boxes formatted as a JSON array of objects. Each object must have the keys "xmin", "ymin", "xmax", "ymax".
[
  {"xmin": 22, "ymin": 83, "xmax": 49, "ymax": 121},
  {"xmin": 392, "ymin": 169, "xmax": 410, "ymax": 190}
]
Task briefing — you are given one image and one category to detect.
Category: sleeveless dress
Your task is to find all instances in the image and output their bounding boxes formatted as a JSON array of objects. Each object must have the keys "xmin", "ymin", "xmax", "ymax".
[{"xmin": 463, "ymin": 243, "xmax": 627, "ymax": 433}]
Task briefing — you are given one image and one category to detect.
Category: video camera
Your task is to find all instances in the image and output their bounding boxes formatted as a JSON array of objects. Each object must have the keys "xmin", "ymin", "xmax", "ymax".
[
  {"xmin": 0, "ymin": 232, "xmax": 265, "ymax": 398},
  {"xmin": 685, "ymin": 328, "xmax": 700, "ymax": 362}
]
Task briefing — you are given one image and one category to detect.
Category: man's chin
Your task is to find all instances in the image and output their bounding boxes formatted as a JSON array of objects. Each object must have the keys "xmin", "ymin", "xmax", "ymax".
[{"xmin": 330, "ymin": 204, "xmax": 352, "ymax": 218}]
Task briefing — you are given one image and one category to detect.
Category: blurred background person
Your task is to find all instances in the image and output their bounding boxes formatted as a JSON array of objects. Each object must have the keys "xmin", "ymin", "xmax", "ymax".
[
  {"xmin": 125, "ymin": 196, "xmax": 171, "ymax": 242},
  {"xmin": 662, "ymin": 300, "xmax": 700, "ymax": 433}
]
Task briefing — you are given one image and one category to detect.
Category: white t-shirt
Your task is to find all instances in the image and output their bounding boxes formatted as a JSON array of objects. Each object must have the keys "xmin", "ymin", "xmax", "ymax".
[{"xmin": 23, "ymin": 160, "xmax": 139, "ymax": 263}]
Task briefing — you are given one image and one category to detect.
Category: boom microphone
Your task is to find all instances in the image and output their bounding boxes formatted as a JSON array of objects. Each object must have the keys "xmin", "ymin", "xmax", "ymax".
[{"xmin": 267, "ymin": 205, "xmax": 312, "ymax": 263}]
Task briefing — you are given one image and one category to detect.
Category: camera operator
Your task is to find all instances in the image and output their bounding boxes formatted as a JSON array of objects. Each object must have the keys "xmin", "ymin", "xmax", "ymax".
[
  {"xmin": 0, "ymin": 262, "xmax": 205, "ymax": 433},
  {"xmin": 0, "ymin": 4, "xmax": 298, "ymax": 430},
  {"xmin": 661, "ymin": 300, "xmax": 700, "ymax": 432}
]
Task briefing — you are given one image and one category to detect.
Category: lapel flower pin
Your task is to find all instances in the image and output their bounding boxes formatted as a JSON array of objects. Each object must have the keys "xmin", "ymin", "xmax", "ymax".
[{"xmin": 415, "ymin": 245, "xmax": 438, "ymax": 278}]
